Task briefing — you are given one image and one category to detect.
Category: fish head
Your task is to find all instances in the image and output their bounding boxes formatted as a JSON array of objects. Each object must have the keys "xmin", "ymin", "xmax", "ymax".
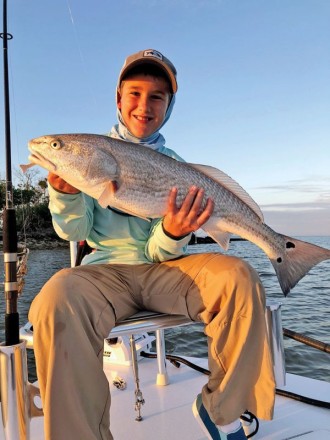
[
  {"xmin": 27, "ymin": 133, "xmax": 119, "ymax": 198},
  {"xmin": 28, "ymin": 135, "xmax": 62, "ymax": 173}
]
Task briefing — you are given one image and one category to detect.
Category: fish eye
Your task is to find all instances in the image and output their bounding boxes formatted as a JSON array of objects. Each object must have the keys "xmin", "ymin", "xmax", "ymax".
[{"xmin": 50, "ymin": 139, "xmax": 62, "ymax": 150}]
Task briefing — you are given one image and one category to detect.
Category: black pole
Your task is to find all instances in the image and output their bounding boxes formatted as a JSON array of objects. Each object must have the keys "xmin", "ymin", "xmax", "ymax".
[
  {"xmin": 283, "ymin": 328, "xmax": 330, "ymax": 354},
  {"xmin": 1, "ymin": 0, "xmax": 19, "ymax": 345}
]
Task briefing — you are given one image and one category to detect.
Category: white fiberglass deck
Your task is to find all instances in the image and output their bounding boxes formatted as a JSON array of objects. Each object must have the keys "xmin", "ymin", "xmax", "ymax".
[{"xmin": 0, "ymin": 355, "xmax": 329, "ymax": 440}]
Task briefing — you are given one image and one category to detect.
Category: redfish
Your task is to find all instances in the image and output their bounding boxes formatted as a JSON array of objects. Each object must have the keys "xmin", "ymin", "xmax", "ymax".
[{"xmin": 21, "ymin": 133, "xmax": 330, "ymax": 296}]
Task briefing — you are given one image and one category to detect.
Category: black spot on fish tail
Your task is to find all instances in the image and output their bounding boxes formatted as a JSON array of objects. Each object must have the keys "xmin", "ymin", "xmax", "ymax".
[
  {"xmin": 286, "ymin": 241, "xmax": 295, "ymax": 249},
  {"xmin": 277, "ymin": 257, "xmax": 282, "ymax": 263}
]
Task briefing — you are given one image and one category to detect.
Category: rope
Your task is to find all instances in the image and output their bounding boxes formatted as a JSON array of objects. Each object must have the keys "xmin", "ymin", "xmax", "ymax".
[
  {"xmin": 140, "ymin": 351, "xmax": 211, "ymax": 376},
  {"xmin": 240, "ymin": 411, "xmax": 259, "ymax": 438},
  {"xmin": 275, "ymin": 388, "xmax": 330, "ymax": 409}
]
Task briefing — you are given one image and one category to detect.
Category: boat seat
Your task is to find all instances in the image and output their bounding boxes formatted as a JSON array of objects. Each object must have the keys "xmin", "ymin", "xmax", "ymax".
[
  {"xmin": 109, "ymin": 310, "xmax": 191, "ymax": 337},
  {"xmin": 107, "ymin": 310, "xmax": 192, "ymax": 384},
  {"xmin": 20, "ymin": 310, "xmax": 193, "ymax": 384}
]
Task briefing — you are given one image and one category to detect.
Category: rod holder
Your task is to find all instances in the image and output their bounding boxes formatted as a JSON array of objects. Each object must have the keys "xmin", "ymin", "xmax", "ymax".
[
  {"xmin": 265, "ymin": 301, "xmax": 286, "ymax": 387},
  {"xmin": 0, "ymin": 340, "xmax": 43, "ymax": 439}
]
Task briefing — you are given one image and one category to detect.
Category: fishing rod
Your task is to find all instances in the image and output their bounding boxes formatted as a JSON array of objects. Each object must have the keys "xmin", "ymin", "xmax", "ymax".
[
  {"xmin": 0, "ymin": 5, "xmax": 42, "ymax": 438},
  {"xmin": 1, "ymin": 0, "xmax": 19, "ymax": 345}
]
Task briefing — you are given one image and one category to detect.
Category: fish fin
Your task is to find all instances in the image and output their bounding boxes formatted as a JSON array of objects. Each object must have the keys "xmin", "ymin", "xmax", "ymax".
[
  {"xmin": 189, "ymin": 163, "xmax": 264, "ymax": 221},
  {"xmin": 269, "ymin": 235, "xmax": 330, "ymax": 296},
  {"xmin": 20, "ymin": 163, "xmax": 35, "ymax": 173},
  {"xmin": 98, "ymin": 182, "xmax": 151, "ymax": 221},
  {"xmin": 202, "ymin": 225, "xmax": 231, "ymax": 251},
  {"xmin": 98, "ymin": 181, "xmax": 117, "ymax": 208}
]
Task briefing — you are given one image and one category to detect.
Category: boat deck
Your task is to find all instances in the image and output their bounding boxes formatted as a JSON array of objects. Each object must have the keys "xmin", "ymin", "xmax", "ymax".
[{"xmin": 6, "ymin": 355, "xmax": 329, "ymax": 440}]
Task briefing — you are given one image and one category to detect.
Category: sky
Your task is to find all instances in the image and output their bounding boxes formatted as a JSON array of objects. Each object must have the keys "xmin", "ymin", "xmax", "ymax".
[{"xmin": 0, "ymin": 0, "xmax": 329, "ymax": 236}]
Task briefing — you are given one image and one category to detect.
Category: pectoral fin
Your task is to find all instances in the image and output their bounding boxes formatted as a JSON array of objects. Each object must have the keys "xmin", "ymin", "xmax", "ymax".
[
  {"xmin": 98, "ymin": 181, "xmax": 118, "ymax": 208},
  {"xmin": 98, "ymin": 181, "xmax": 151, "ymax": 222}
]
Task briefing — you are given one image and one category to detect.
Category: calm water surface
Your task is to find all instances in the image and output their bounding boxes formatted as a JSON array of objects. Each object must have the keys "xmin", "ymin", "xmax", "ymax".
[{"xmin": 1, "ymin": 236, "xmax": 329, "ymax": 383}]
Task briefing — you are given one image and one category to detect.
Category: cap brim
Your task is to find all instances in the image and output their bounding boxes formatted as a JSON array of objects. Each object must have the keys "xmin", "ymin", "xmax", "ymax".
[{"xmin": 119, "ymin": 59, "xmax": 177, "ymax": 93}]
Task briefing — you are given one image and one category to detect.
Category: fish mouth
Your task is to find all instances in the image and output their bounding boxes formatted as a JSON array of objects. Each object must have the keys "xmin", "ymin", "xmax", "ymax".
[{"xmin": 28, "ymin": 151, "xmax": 57, "ymax": 172}]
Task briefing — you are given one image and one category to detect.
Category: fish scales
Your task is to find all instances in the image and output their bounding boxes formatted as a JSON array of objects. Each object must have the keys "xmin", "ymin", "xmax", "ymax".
[
  {"xmin": 112, "ymin": 144, "xmax": 250, "ymax": 224},
  {"xmin": 22, "ymin": 133, "xmax": 330, "ymax": 296}
]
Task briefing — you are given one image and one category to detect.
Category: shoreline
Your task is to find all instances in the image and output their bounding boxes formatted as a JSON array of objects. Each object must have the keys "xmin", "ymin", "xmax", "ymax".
[
  {"xmin": 0, "ymin": 233, "xmax": 70, "ymax": 251},
  {"xmin": 2, "ymin": 232, "xmax": 247, "ymax": 251},
  {"xmin": 18, "ymin": 238, "xmax": 69, "ymax": 250}
]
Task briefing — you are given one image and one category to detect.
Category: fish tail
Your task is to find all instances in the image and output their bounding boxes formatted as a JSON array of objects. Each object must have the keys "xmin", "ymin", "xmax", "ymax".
[{"xmin": 270, "ymin": 235, "xmax": 330, "ymax": 296}]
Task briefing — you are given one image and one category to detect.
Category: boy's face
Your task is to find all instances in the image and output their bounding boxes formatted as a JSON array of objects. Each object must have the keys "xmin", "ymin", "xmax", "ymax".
[{"xmin": 117, "ymin": 74, "xmax": 171, "ymax": 139}]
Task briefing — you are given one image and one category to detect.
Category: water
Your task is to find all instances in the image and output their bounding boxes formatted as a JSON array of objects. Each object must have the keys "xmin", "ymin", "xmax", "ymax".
[{"xmin": 1, "ymin": 237, "xmax": 329, "ymax": 383}]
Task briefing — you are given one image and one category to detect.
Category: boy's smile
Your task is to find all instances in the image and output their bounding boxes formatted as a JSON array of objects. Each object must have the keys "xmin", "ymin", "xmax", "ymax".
[{"xmin": 117, "ymin": 74, "xmax": 171, "ymax": 139}]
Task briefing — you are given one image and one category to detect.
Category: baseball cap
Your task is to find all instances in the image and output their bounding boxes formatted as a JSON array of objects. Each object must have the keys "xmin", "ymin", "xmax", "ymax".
[{"xmin": 118, "ymin": 49, "xmax": 178, "ymax": 93}]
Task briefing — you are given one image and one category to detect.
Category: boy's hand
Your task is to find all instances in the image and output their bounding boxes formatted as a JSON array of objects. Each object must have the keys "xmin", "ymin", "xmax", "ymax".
[
  {"xmin": 48, "ymin": 172, "xmax": 80, "ymax": 194},
  {"xmin": 162, "ymin": 186, "xmax": 214, "ymax": 239}
]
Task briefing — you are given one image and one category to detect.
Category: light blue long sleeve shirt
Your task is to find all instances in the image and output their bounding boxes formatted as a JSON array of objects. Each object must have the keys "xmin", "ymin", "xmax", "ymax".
[{"xmin": 48, "ymin": 144, "xmax": 191, "ymax": 265}]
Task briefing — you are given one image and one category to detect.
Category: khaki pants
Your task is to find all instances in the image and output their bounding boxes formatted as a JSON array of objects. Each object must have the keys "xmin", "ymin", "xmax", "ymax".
[{"xmin": 29, "ymin": 253, "xmax": 275, "ymax": 440}]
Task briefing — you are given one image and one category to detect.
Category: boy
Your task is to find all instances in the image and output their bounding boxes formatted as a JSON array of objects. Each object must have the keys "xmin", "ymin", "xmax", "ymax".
[{"xmin": 29, "ymin": 49, "xmax": 275, "ymax": 440}]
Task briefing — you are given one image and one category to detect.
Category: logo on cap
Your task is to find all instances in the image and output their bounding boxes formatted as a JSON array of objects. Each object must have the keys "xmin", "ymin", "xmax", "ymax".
[{"xmin": 143, "ymin": 49, "xmax": 163, "ymax": 61}]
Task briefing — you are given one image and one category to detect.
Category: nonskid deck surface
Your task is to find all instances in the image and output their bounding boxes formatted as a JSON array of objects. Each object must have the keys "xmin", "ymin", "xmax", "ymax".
[
  {"xmin": 105, "ymin": 357, "xmax": 330, "ymax": 440},
  {"xmin": 0, "ymin": 356, "xmax": 329, "ymax": 439}
]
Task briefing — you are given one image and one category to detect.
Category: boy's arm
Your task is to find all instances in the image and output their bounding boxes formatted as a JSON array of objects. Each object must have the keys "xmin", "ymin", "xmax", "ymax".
[
  {"xmin": 145, "ymin": 218, "xmax": 191, "ymax": 262},
  {"xmin": 48, "ymin": 184, "xmax": 94, "ymax": 242}
]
